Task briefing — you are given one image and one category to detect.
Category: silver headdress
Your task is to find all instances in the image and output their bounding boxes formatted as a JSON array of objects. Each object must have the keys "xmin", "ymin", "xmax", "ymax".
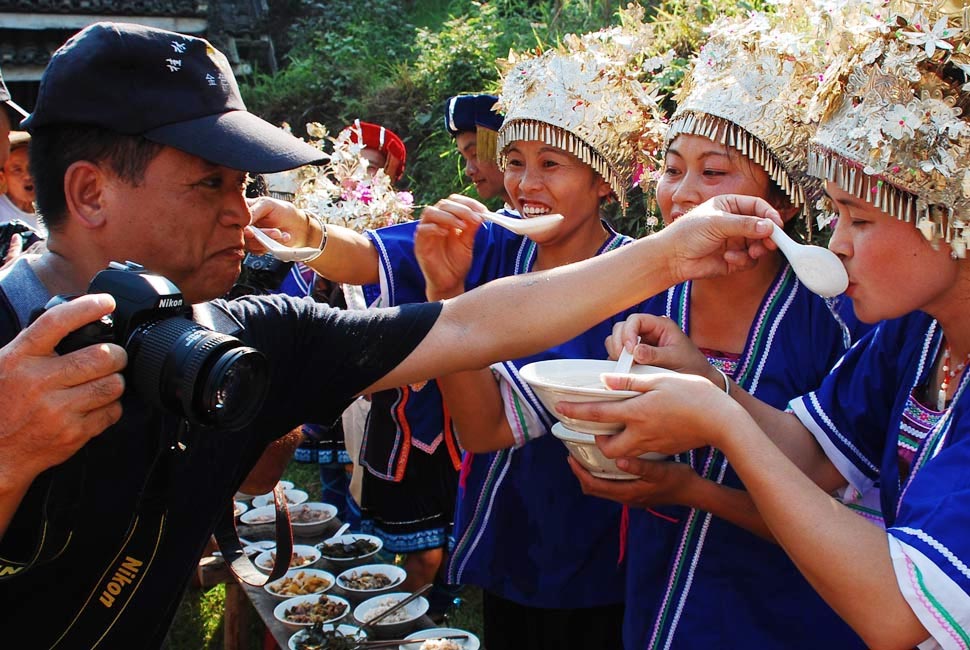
[
  {"xmin": 663, "ymin": 1, "xmax": 838, "ymax": 227},
  {"xmin": 494, "ymin": 5, "xmax": 666, "ymax": 212},
  {"xmin": 808, "ymin": 0, "xmax": 970, "ymax": 256}
]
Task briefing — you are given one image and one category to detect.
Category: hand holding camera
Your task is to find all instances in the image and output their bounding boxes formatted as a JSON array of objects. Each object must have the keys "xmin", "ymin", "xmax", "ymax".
[{"xmin": 0, "ymin": 294, "xmax": 126, "ymax": 486}]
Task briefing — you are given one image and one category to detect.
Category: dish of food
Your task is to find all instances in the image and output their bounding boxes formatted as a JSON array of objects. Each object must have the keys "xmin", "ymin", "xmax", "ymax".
[
  {"xmin": 282, "ymin": 594, "xmax": 348, "ymax": 625},
  {"xmin": 290, "ymin": 504, "xmax": 335, "ymax": 524},
  {"xmin": 266, "ymin": 569, "xmax": 334, "ymax": 597},
  {"xmin": 319, "ymin": 537, "xmax": 379, "ymax": 559},
  {"xmin": 339, "ymin": 570, "xmax": 392, "ymax": 591},
  {"xmin": 288, "ymin": 623, "xmax": 366, "ymax": 650}
]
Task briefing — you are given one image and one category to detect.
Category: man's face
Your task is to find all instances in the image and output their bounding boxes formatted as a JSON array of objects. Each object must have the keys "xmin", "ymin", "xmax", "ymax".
[
  {"xmin": 100, "ymin": 146, "xmax": 250, "ymax": 303},
  {"xmin": 455, "ymin": 131, "xmax": 506, "ymax": 201}
]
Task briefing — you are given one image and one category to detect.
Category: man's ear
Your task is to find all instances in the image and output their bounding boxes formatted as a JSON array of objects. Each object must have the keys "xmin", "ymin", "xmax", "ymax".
[{"xmin": 63, "ymin": 161, "xmax": 108, "ymax": 228}]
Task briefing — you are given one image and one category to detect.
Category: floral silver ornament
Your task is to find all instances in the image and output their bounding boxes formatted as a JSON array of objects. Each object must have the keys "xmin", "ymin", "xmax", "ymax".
[
  {"xmin": 494, "ymin": 4, "xmax": 666, "ymax": 212},
  {"xmin": 809, "ymin": 0, "xmax": 970, "ymax": 256}
]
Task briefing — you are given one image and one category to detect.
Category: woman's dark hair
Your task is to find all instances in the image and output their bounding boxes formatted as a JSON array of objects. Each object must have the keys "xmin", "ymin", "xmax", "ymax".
[{"xmin": 30, "ymin": 125, "xmax": 163, "ymax": 230}]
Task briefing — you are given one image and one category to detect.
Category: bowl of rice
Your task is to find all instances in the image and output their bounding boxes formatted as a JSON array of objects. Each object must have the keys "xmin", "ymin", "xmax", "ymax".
[
  {"xmin": 401, "ymin": 627, "xmax": 481, "ymax": 650},
  {"xmin": 273, "ymin": 593, "xmax": 351, "ymax": 632},
  {"xmin": 353, "ymin": 591, "xmax": 429, "ymax": 637}
]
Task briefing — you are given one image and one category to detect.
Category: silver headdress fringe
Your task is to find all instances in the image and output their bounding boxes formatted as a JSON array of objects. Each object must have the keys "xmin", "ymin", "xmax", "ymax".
[{"xmin": 498, "ymin": 120, "xmax": 628, "ymax": 212}]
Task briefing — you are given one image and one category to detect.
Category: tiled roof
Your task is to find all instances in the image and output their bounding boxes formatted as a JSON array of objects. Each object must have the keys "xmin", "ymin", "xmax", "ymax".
[{"xmin": 0, "ymin": 1, "xmax": 206, "ymax": 16}]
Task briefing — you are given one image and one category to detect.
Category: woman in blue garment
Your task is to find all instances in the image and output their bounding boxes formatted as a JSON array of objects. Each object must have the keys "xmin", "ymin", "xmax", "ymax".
[
  {"xmin": 568, "ymin": 4, "xmax": 871, "ymax": 649},
  {"xmin": 564, "ymin": 3, "xmax": 970, "ymax": 647},
  {"xmin": 411, "ymin": 13, "xmax": 666, "ymax": 650}
]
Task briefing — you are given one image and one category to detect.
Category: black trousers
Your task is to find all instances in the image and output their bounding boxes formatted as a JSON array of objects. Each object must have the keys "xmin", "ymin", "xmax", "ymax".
[{"xmin": 482, "ymin": 589, "xmax": 625, "ymax": 650}]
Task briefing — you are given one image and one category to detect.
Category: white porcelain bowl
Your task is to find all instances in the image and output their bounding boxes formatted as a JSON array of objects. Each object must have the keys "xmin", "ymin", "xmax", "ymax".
[
  {"xmin": 288, "ymin": 502, "xmax": 339, "ymax": 537},
  {"xmin": 263, "ymin": 568, "xmax": 336, "ymax": 599},
  {"xmin": 353, "ymin": 592, "xmax": 429, "ymax": 637},
  {"xmin": 317, "ymin": 533, "xmax": 383, "ymax": 566},
  {"xmin": 252, "ymin": 488, "xmax": 309, "ymax": 509},
  {"xmin": 273, "ymin": 593, "xmax": 350, "ymax": 632},
  {"xmin": 255, "ymin": 544, "xmax": 322, "ymax": 574},
  {"xmin": 520, "ymin": 359, "xmax": 672, "ymax": 434},
  {"xmin": 552, "ymin": 423, "xmax": 667, "ymax": 480},
  {"xmin": 233, "ymin": 500, "xmax": 248, "ymax": 518},
  {"xmin": 402, "ymin": 627, "xmax": 481, "ymax": 650},
  {"xmin": 239, "ymin": 504, "xmax": 278, "ymax": 527},
  {"xmin": 288, "ymin": 624, "xmax": 367, "ymax": 650},
  {"xmin": 335, "ymin": 563, "xmax": 406, "ymax": 598}
]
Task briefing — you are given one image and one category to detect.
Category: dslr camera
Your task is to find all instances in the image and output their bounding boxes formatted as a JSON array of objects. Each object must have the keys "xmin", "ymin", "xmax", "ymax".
[{"xmin": 41, "ymin": 261, "xmax": 269, "ymax": 429}]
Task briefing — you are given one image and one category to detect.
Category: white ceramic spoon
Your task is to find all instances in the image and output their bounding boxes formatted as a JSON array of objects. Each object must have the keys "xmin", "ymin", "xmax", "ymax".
[
  {"xmin": 482, "ymin": 210, "xmax": 564, "ymax": 237},
  {"xmin": 770, "ymin": 223, "xmax": 848, "ymax": 298},
  {"xmin": 614, "ymin": 336, "xmax": 640, "ymax": 375},
  {"xmin": 248, "ymin": 226, "xmax": 322, "ymax": 263}
]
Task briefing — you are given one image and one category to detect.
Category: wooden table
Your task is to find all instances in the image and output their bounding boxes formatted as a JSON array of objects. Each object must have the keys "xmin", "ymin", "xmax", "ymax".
[{"xmin": 197, "ymin": 518, "xmax": 433, "ymax": 650}]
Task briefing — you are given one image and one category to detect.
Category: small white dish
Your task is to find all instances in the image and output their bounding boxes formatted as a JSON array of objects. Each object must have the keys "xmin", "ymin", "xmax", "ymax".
[
  {"xmin": 288, "ymin": 624, "xmax": 367, "ymax": 650},
  {"xmin": 401, "ymin": 627, "xmax": 480, "ymax": 649},
  {"xmin": 553, "ymin": 422, "xmax": 666, "ymax": 480},
  {"xmin": 520, "ymin": 359, "xmax": 673, "ymax": 434},
  {"xmin": 255, "ymin": 544, "xmax": 321, "ymax": 574},
  {"xmin": 335, "ymin": 563, "xmax": 406, "ymax": 597},
  {"xmin": 317, "ymin": 533, "xmax": 383, "ymax": 566},
  {"xmin": 288, "ymin": 502, "xmax": 339, "ymax": 537},
  {"xmin": 264, "ymin": 568, "xmax": 336, "ymax": 599},
  {"xmin": 273, "ymin": 593, "xmax": 350, "ymax": 631},
  {"xmin": 233, "ymin": 500, "xmax": 249, "ymax": 518},
  {"xmin": 239, "ymin": 505, "xmax": 278, "ymax": 527},
  {"xmin": 253, "ymin": 488, "xmax": 309, "ymax": 509},
  {"xmin": 353, "ymin": 592, "xmax": 429, "ymax": 637}
]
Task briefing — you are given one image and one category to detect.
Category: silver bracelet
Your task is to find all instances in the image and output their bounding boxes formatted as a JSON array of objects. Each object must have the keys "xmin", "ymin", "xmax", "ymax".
[
  {"xmin": 302, "ymin": 211, "xmax": 328, "ymax": 263},
  {"xmin": 713, "ymin": 366, "xmax": 731, "ymax": 396}
]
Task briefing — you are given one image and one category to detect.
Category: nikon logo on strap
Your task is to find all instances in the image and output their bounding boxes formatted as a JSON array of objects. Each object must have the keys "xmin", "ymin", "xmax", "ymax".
[{"xmin": 99, "ymin": 556, "xmax": 144, "ymax": 607}]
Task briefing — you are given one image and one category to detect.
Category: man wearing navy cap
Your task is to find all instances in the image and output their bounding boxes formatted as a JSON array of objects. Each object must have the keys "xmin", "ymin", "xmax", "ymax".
[
  {"xmin": 444, "ymin": 93, "xmax": 510, "ymax": 205},
  {"xmin": 0, "ymin": 21, "xmax": 783, "ymax": 649}
]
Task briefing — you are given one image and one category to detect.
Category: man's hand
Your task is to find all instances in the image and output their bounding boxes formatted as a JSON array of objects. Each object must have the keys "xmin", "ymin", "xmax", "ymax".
[
  {"xmin": 414, "ymin": 194, "xmax": 484, "ymax": 300},
  {"xmin": 0, "ymin": 294, "xmax": 127, "ymax": 484},
  {"xmin": 657, "ymin": 194, "xmax": 781, "ymax": 284}
]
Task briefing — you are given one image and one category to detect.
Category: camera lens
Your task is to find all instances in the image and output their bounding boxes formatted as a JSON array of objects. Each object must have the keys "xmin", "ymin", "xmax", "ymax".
[{"xmin": 127, "ymin": 318, "xmax": 269, "ymax": 429}]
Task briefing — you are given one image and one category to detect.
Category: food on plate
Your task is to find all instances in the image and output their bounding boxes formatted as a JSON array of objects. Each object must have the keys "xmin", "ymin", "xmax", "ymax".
[
  {"xmin": 247, "ymin": 512, "xmax": 275, "ymax": 525},
  {"xmin": 361, "ymin": 596, "xmax": 415, "ymax": 624},
  {"xmin": 267, "ymin": 571, "xmax": 332, "ymax": 596},
  {"xmin": 319, "ymin": 537, "xmax": 378, "ymax": 559},
  {"xmin": 291, "ymin": 504, "xmax": 334, "ymax": 524},
  {"xmin": 338, "ymin": 570, "xmax": 392, "ymax": 591},
  {"xmin": 419, "ymin": 640, "xmax": 462, "ymax": 650},
  {"xmin": 283, "ymin": 595, "xmax": 348, "ymax": 624},
  {"xmin": 291, "ymin": 624, "xmax": 357, "ymax": 650},
  {"xmin": 266, "ymin": 549, "xmax": 314, "ymax": 570}
]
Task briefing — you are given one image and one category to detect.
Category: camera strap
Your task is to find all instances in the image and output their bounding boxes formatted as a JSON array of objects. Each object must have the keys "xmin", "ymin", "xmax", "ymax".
[
  {"xmin": 193, "ymin": 301, "xmax": 296, "ymax": 586},
  {"xmin": 0, "ymin": 259, "xmax": 81, "ymax": 579},
  {"xmin": 212, "ymin": 483, "xmax": 294, "ymax": 586}
]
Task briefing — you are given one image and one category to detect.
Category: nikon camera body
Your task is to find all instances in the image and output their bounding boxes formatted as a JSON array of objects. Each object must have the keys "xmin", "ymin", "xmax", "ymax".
[{"xmin": 41, "ymin": 261, "xmax": 268, "ymax": 429}]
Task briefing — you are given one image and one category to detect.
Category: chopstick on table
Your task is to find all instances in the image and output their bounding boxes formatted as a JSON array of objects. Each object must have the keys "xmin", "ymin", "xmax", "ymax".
[
  {"xmin": 354, "ymin": 634, "xmax": 468, "ymax": 648},
  {"xmin": 359, "ymin": 583, "xmax": 434, "ymax": 630}
]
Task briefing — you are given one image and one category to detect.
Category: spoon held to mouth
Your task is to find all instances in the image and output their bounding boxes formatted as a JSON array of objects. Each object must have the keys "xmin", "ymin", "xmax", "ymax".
[
  {"xmin": 769, "ymin": 223, "xmax": 848, "ymax": 297},
  {"xmin": 481, "ymin": 211, "xmax": 563, "ymax": 237},
  {"xmin": 247, "ymin": 226, "xmax": 323, "ymax": 263}
]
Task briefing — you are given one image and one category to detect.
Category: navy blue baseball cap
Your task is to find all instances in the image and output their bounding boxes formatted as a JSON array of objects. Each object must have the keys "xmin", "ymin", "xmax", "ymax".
[
  {"xmin": 23, "ymin": 22, "xmax": 324, "ymax": 173},
  {"xmin": 444, "ymin": 94, "xmax": 503, "ymax": 136}
]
